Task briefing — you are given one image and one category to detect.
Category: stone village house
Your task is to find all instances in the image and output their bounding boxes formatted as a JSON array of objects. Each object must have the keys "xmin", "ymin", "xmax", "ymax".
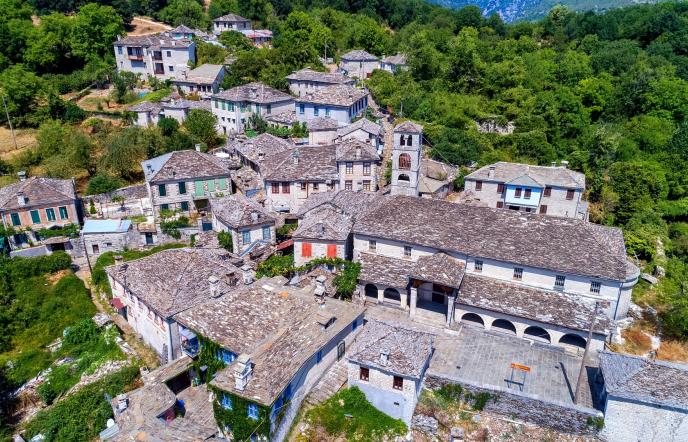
[
  {"xmin": 209, "ymin": 193, "xmax": 277, "ymax": 255},
  {"xmin": 114, "ymin": 33, "xmax": 195, "ymax": 80},
  {"xmin": 171, "ymin": 63, "xmax": 226, "ymax": 97},
  {"xmin": 212, "ymin": 82, "xmax": 294, "ymax": 135},
  {"xmin": 286, "ymin": 68, "xmax": 354, "ymax": 97},
  {"xmin": 339, "ymin": 50, "xmax": 379, "ymax": 79},
  {"xmin": 82, "ymin": 219, "xmax": 137, "ymax": 258},
  {"xmin": 294, "ymin": 84, "xmax": 368, "ymax": 126}
]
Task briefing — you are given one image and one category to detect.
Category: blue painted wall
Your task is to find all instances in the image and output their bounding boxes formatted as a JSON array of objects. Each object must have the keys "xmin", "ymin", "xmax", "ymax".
[{"xmin": 504, "ymin": 184, "xmax": 542, "ymax": 207}]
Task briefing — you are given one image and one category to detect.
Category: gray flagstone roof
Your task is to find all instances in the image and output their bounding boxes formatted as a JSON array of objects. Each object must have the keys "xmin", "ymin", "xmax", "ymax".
[
  {"xmin": 213, "ymin": 82, "xmax": 293, "ymax": 104},
  {"xmin": 210, "ymin": 194, "xmax": 276, "ymax": 229},
  {"xmin": 286, "ymin": 68, "xmax": 353, "ymax": 85},
  {"xmin": 142, "ymin": 150, "xmax": 230, "ymax": 183},
  {"xmin": 341, "ymin": 50, "xmax": 379, "ymax": 61},
  {"xmin": 337, "ymin": 118, "xmax": 384, "ymax": 137},
  {"xmin": 394, "ymin": 121, "xmax": 423, "ymax": 133},
  {"xmin": 466, "ymin": 162, "xmax": 585, "ymax": 189},
  {"xmin": 0, "ymin": 176, "xmax": 76, "ymax": 211}
]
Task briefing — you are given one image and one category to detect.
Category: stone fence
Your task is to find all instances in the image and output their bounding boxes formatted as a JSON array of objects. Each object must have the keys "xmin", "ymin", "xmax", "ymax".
[{"xmin": 424, "ymin": 372, "xmax": 603, "ymax": 435}]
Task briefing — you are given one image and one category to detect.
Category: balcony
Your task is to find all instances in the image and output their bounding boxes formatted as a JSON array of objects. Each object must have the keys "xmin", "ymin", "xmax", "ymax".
[{"xmin": 127, "ymin": 51, "xmax": 144, "ymax": 61}]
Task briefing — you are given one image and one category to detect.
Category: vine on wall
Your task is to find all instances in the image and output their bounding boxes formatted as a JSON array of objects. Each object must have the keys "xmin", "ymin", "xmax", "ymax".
[{"xmin": 211, "ymin": 385, "xmax": 271, "ymax": 441}]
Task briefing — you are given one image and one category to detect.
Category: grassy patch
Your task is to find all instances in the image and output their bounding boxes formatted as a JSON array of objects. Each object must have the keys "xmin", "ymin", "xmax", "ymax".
[
  {"xmin": 304, "ymin": 387, "xmax": 407, "ymax": 441},
  {"xmin": 657, "ymin": 339, "xmax": 688, "ymax": 362},
  {"xmin": 24, "ymin": 366, "xmax": 140, "ymax": 441},
  {"xmin": 132, "ymin": 87, "xmax": 172, "ymax": 104},
  {"xmin": 621, "ymin": 326, "xmax": 653, "ymax": 355}
]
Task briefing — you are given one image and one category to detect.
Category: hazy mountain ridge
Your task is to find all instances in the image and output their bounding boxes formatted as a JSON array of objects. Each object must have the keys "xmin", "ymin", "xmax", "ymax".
[{"xmin": 428, "ymin": 0, "xmax": 658, "ymax": 22}]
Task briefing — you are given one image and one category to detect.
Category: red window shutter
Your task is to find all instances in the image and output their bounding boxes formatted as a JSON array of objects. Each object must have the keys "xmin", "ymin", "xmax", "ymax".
[
  {"xmin": 282, "ymin": 182, "xmax": 290, "ymax": 194},
  {"xmin": 302, "ymin": 242, "xmax": 312, "ymax": 257},
  {"xmin": 544, "ymin": 187, "xmax": 551, "ymax": 197},
  {"xmin": 566, "ymin": 189, "xmax": 574, "ymax": 200},
  {"xmin": 540, "ymin": 205, "xmax": 547, "ymax": 214},
  {"xmin": 497, "ymin": 183, "xmax": 504, "ymax": 193},
  {"xmin": 327, "ymin": 244, "xmax": 337, "ymax": 258},
  {"xmin": 475, "ymin": 180, "xmax": 482, "ymax": 191},
  {"xmin": 497, "ymin": 201, "xmax": 504, "ymax": 208},
  {"xmin": 515, "ymin": 188, "xmax": 522, "ymax": 198}
]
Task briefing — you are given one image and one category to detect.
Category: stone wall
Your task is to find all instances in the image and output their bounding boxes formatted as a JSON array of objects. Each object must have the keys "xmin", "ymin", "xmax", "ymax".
[{"xmin": 424, "ymin": 373, "xmax": 602, "ymax": 435}]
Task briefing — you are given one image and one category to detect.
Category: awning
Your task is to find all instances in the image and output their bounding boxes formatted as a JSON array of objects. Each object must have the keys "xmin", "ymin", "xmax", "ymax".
[
  {"xmin": 110, "ymin": 298, "xmax": 126, "ymax": 310},
  {"xmin": 276, "ymin": 239, "xmax": 293, "ymax": 251}
]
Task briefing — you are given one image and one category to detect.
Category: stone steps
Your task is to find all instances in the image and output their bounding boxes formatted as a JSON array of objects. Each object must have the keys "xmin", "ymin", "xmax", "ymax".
[{"xmin": 305, "ymin": 359, "xmax": 348, "ymax": 406}]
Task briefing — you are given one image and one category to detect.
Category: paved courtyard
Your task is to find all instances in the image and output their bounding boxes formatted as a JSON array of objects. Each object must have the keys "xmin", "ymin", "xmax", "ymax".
[{"xmin": 429, "ymin": 325, "xmax": 598, "ymax": 409}]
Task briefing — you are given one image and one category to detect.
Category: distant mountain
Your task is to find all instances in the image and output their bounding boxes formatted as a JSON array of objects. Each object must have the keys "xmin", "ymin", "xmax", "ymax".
[{"xmin": 428, "ymin": 0, "xmax": 658, "ymax": 22}]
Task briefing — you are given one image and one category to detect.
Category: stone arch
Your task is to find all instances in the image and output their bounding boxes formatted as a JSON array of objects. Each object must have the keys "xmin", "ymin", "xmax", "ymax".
[
  {"xmin": 364, "ymin": 283, "xmax": 378, "ymax": 299},
  {"xmin": 559, "ymin": 333, "xmax": 587, "ymax": 349},
  {"xmin": 461, "ymin": 313, "xmax": 485, "ymax": 328},
  {"xmin": 491, "ymin": 318, "xmax": 517, "ymax": 335},
  {"xmin": 383, "ymin": 287, "xmax": 401, "ymax": 302},
  {"xmin": 398, "ymin": 153, "xmax": 411, "ymax": 170},
  {"xmin": 398, "ymin": 173, "xmax": 410, "ymax": 182},
  {"xmin": 524, "ymin": 325, "xmax": 551, "ymax": 343}
]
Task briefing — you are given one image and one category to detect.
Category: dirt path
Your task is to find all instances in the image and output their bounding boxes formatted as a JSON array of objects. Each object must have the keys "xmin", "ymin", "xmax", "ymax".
[{"xmin": 128, "ymin": 16, "xmax": 171, "ymax": 36}]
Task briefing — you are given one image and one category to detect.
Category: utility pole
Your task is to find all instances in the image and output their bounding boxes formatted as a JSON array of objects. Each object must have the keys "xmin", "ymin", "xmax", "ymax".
[
  {"xmin": 574, "ymin": 301, "xmax": 601, "ymax": 404},
  {"xmin": 1, "ymin": 94, "xmax": 18, "ymax": 151}
]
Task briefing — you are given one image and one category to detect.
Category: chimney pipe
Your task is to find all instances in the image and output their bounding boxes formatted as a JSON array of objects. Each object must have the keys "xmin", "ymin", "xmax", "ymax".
[
  {"xmin": 234, "ymin": 354, "xmax": 252, "ymax": 391},
  {"xmin": 380, "ymin": 349, "xmax": 389, "ymax": 366},
  {"xmin": 195, "ymin": 144, "xmax": 202, "ymax": 152},
  {"xmin": 316, "ymin": 222, "xmax": 324, "ymax": 236},
  {"xmin": 17, "ymin": 171, "xmax": 26, "ymax": 181},
  {"xmin": 209, "ymin": 275, "xmax": 220, "ymax": 297},
  {"xmin": 561, "ymin": 160, "xmax": 569, "ymax": 169},
  {"xmin": 241, "ymin": 265, "xmax": 254, "ymax": 285}
]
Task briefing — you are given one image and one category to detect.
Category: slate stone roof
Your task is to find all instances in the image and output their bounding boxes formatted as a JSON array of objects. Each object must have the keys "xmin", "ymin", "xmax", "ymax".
[
  {"xmin": 293, "ymin": 206, "xmax": 353, "ymax": 241},
  {"xmin": 354, "ymin": 196, "xmax": 635, "ymax": 281},
  {"xmin": 295, "ymin": 190, "xmax": 385, "ymax": 219},
  {"xmin": 308, "ymin": 117, "xmax": 340, "ymax": 131},
  {"xmin": 210, "ymin": 194, "xmax": 276, "ymax": 229},
  {"xmin": 114, "ymin": 33, "xmax": 193, "ymax": 49},
  {"xmin": 142, "ymin": 150, "xmax": 230, "ymax": 183},
  {"xmin": 128, "ymin": 101, "xmax": 162, "ymax": 113},
  {"xmin": 174, "ymin": 63, "xmax": 224, "ymax": 84},
  {"xmin": 106, "ymin": 248, "xmax": 242, "ymax": 318},
  {"xmin": 411, "ymin": 253, "xmax": 465, "ymax": 288},
  {"xmin": 458, "ymin": 274, "xmax": 610, "ymax": 333},
  {"xmin": 266, "ymin": 110, "xmax": 298, "ymax": 125},
  {"xmin": 341, "ymin": 50, "xmax": 379, "ymax": 61},
  {"xmin": 337, "ymin": 118, "xmax": 384, "ymax": 137},
  {"xmin": 213, "ymin": 13, "xmax": 251, "ymax": 23},
  {"xmin": 381, "ymin": 54, "xmax": 407, "ymax": 65},
  {"xmin": 599, "ymin": 351, "xmax": 688, "ymax": 410},
  {"xmin": 466, "ymin": 162, "xmax": 585, "ymax": 189},
  {"xmin": 297, "ymin": 85, "xmax": 367, "ymax": 107},
  {"xmin": 394, "ymin": 120, "xmax": 423, "ymax": 133},
  {"xmin": 0, "ymin": 176, "xmax": 76, "ymax": 211},
  {"xmin": 348, "ymin": 320, "xmax": 433, "ymax": 379},
  {"xmin": 286, "ymin": 68, "xmax": 353, "ymax": 85},
  {"xmin": 335, "ymin": 138, "xmax": 380, "ymax": 162},
  {"xmin": 213, "ymin": 82, "xmax": 293, "ymax": 104},
  {"xmin": 90, "ymin": 184, "xmax": 149, "ymax": 204},
  {"xmin": 176, "ymin": 277, "xmax": 364, "ymax": 406},
  {"xmin": 358, "ymin": 252, "xmax": 417, "ymax": 288},
  {"xmin": 262, "ymin": 145, "xmax": 339, "ymax": 182},
  {"xmin": 231, "ymin": 133, "xmax": 294, "ymax": 167},
  {"xmin": 162, "ymin": 98, "xmax": 212, "ymax": 111}
]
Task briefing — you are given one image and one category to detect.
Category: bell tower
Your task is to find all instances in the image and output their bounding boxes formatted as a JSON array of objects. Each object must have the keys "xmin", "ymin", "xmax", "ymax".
[{"xmin": 390, "ymin": 121, "xmax": 423, "ymax": 196}]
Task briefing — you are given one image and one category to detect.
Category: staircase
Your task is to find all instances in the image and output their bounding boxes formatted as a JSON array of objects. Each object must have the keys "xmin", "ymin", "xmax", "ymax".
[{"xmin": 305, "ymin": 359, "xmax": 348, "ymax": 406}]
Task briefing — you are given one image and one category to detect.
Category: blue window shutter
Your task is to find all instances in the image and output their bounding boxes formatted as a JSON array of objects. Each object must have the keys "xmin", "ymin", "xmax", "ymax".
[
  {"xmin": 59, "ymin": 206, "xmax": 69, "ymax": 219},
  {"xmin": 158, "ymin": 184, "xmax": 166, "ymax": 197},
  {"xmin": 46, "ymin": 208, "xmax": 56, "ymax": 221},
  {"xmin": 242, "ymin": 231, "xmax": 250, "ymax": 244},
  {"xmin": 262, "ymin": 226, "xmax": 270, "ymax": 240},
  {"xmin": 180, "ymin": 201, "xmax": 189, "ymax": 212}
]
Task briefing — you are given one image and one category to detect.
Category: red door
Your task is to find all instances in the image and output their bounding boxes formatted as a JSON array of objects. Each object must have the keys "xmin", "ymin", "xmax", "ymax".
[{"xmin": 327, "ymin": 244, "xmax": 337, "ymax": 258}]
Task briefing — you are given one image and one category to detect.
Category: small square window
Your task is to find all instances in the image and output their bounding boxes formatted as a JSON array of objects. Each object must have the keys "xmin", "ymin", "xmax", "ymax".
[
  {"xmin": 475, "ymin": 180, "xmax": 482, "ymax": 191},
  {"xmin": 404, "ymin": 246, "xmax": 411, "ymax": 258},
  {"xmin": 566, "ymin": 189, "xmax": 575, "ymax": 200},
  {"xmin": 345, "ymin": 180, "xmax": 352, "ymax": 191},
  {"xmin": 513, "ymin": 267, "xmax": 523, "ymax": 280},
  {"xmin": 345, "ymin": 162, "xmax": 353, "ymax": 174},
  {"xmin": 369, "ymin": 240, "xmax": 376, "ymax": 251},
  {"xmin": 590, "ymin": 281, "xmax": 601, "ymax": 294},
  {"xmin": 555, "ymin": 275, "xmax": 566, "ymax": 290},
  {"xmin": 312, "ymin": 183, "xmax": 319, "ymax": 191},
  {"xmin": 497, "ymin": 183, "xmax": 505, "ymax": 193},
  {"xmin": 168, "ymin": 65, "xmax": 174, "ymax": 72},
  {"xmin": 221, "ymin": 393, "xmax": 233, "ymax": 410},
  {"xmin": 363, "ymin": 180, "xmax": 371, "ymax": 191},
  {"xmin": 524, "ymin": 188, "xmax": 532, "ymax": 199},
  {"xmin": 515, "ymin": 187, "xmax": 522, "ymax": 198},
  {"xmin": 300, "ymin": 182, "xmax": 307, "ymax": 191},
  {"xmin": 474, "ymin": 260, "xmax": 483, "ymax": 272},
  {"xmin": 180, "ymin": 201, "xmax": 189, "ymax": 212},
  {"xmin": 160, "ymin": 203, "xmax": 169, "ymax": 212},
  {"xmin": 544, "ymin": 187, "xmax": 552, "ymax": 197},
  {"xmin": 166, "ymin": 51, "xmax": 171, "ymax": 57},
  {"xmin": 359, "ymin": 366, "xmax": 369, "ymax": 381},
  {"xmin": 393, "ymin": 376, "xmax": 403, "ymax": 390}
]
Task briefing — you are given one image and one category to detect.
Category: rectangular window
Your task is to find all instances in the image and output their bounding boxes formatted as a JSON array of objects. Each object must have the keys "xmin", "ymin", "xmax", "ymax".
[
  {"xmin": 158, "ymin": 184, "xmax": 167, "ymax": 197},
  {"xmin": 474, "ymin": 260, "xmax": 483, "ymax": 272},
  {"xmin": 555, "ymin": 275, "xmax": 566, "ymax": 290},
  {"xmin": 194, "ymin": 180, "xmax": 204, "ymax": 196},
  {"xmin": 300, "ymin": 182, "xmax": 307, "ymax": 191},
  {"xmin": 514, "ymin": 187, "xmax": 522, "ymax": 198},
  {"xmin": 30, "ymin": 210, "xmax": 40, "ymax": 224},
  {"xmin": 539, "ymin": 205, "xmax": 547, "ymax": 214},
  {"xmin": 247, "ymin": 403, "xmax": 259, "ymax": 420},
  {"xmin": 242, "ymin": 230, "xmax": 250, "ymax": 244},
  {"xmin": 497, "ymin": 183, "xmax": 505, "ymax": 193},
  {"xmin": 240, "ymin": 102, "xmax": 246, "ymax": 112},
  {"xmin": 59, "ymin": 206, "xmax": 69, "ymax": 219},
  {"xmin": 359, "ymin": 367, "xmax": 369, "ymax": 381},
  {"xmin": 161, "ymin": 203, "xmax": 169, "ymax": 212},
  {"xmin": 362, "ymin": 180, "xmax": 371, "ymax": 191},
  {"xmin": 271, "ymin": 182, "xmax": 280, "ymax": 194},
  {"xmin": 363, "ymin": 162, "xmax": 371, "ymax": 175},
  {"xmin": 393, "ymin": 376, "xmax": 403, "ymax": 390},
  {"xmin": 214, "ymin": 100, "xmax": 219, "ymax": 108},
  {"xmin": 302, "ymin": 242, "xmax": 312, "ymax": 257},
  {"xmin": 282, "ymin": 182, "xmax": 290, "ymax": 194},
  {"xmin": 544, "ymin": 187, "xmax": 552, "ymax": 197},
  {"xmin": 345, "ymin": 180, "xmax": 352, "ymax": 191},
  {"xmin": 228, "ymin": 102, "xmax": 234, "ymax": 111},
  {"xmin": 524, "ymin": 188, "xmax": 532, "ymax": 199},
  {"xmin": 299, "ymin": 104, "xmax": 305, "ymax": 114},
  {"xmin": 314, "ymin": 106, "xmax": 319, "ymax": 116},
  {"xmin": 475, "ymin": 180, "xmax": 482, "ymax": 191},
  {"xmin": 168, "ymin": 65, "xmax": 174, "ymax": 72},
  {"xmin": 218, "ymin": 178, "xmax": 228, "ymax": 190},
  {"xmin": 221, "ymin": 101, "xmax": 226, "ymax": 110},
  {"xmin": 166, "ymin": 50, "xmax": 171, "ymax": 57},
  {"xmin": 92, "ymin": 244, "xmax": 99, "ymax": 254},
  {"xmin": 262, "ymin": 226, "xmax": 270, "ymax": 240},
  {"xmin": 178, "ymin": 182, "xmax": 186, "ymax": 194},
  {"xmin": 327, "ymin": 244, "xmax": 337, "ymax": 258},
  {"xmin": 118, "ymin": 46, "xmax": 122, "ymax": 54},
  {"xmin": 266, "ymin": 104, "xmax": 271, "ymax": 114},
  {"xmin": 45, "ymin": 208, "xmax": 56, "ymax": 222},
  {"xmin": 404, "ymin": 246, "xmax": 411, "ymax": 258},
  {"xmin": 312, "ymin": 183, "xmax": 318, "ymax": 191},
  {"xmin": 513, "ymin": 267, "xmax": 523, "ymax": 280},
  {"xmin": 566, "ymin": 189, "xmax": 575, "ymax": 200},
  {"xmin": 207, "ymin": 179, "xmax": 216, "ymax": 192},
  {"xmin": 180, "ymin": 201, "xmax": 189, "ymax": 212},
  {"xmin": 590, "ymin": 281, "xmax": 601, "ymax": 294},
  {"xmin": 369, "ymin": 240, "xmax": 376, "ymax": 251},
  {"xmin": 496, "ymin": 201, "xmax": 504, "ymax": 208},
  {"xmin": 345, "ymin": 162, "xmax": 353, "ymax": 174},
  {"xmin": 10, "ymin": 213, "xmax": 21, "ymax": 226},
  {"xmin": 325, "ymin": 108, "xmax": 331, "ymax": 117}
]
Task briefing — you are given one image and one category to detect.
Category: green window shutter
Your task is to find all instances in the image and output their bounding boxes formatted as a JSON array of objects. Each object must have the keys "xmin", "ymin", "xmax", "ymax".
[
  {"xmin": 158, "ymin": 184, "xmax": 167, "ymax": 197},
  {"xmin": 30, "ymin": 210, "xmax": 40, "ymax": 224},
  {"xmin": 218, "ymin": 178, "xmax": 227, "ymax": 190},
  {"xmin": 207, "ymin": 179, "xmax": 216, "ymax": 192},
  {"xmin": 229, "ymin": 102, "xmax": 234, "ymax": 111},
  {"xmin": 10, "ymin": 213, "xmax": 21, "ymax": 226},
  {"xmin": 46, "ymin": 208, "xmax": 56, "ymax": 221},
  {"xmin": 194, "ymin": 180, "xmax": 204, "ymax": 196},
  {"xmin": 221, "ymin": 101, "xmax": 226, "ymax": 110},
  {"xmin": 59, "ymin": 206, "xmax": 69, "ymax": 219},
  {"xmin": 180, "ymin": 201, "xmax": 189, "ymax": 211},
  {"xmin": 161, "ymin": 203, "xmax": 169, "ymax": 212},
  {"xmin": 178, "ymin": 182, "xmax": 187, "ymax": 194}
]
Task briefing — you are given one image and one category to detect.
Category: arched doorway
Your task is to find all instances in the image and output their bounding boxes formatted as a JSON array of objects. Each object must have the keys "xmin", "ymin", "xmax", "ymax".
[
  {"xmin": 461, "ymin": 313, "xmax": 485, "ymax": 328},
  {"xmin": 491, "ymin": 318, "xmax": 517, "ymax": 335},
  {"xmin": 559, "ymin": 333, "xmax": 587, "ymax": 349},
  {"xmin": 383, "ymin": 287, "xmax": 401, "ymax": 303},
  {"xmin": 364, "ymin": 283, "xmax": 378, "ymax": 299},
  {"xmin": 524, "ymin": 325, "xmax": 551, "ymax": 343}
]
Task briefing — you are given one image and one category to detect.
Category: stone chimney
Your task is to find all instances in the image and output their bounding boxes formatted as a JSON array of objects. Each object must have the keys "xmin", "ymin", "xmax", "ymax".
[
  {"xmin": 488, "ymin": 165, "xmax": 495, "ymax": 179},
  {"xmin": 450, "ymin": 427, "xmax": 465, "ymax": 442},
  {"xmin": 379, "ymin": 349, "xmax": 389, "ymax": 366},
  {"xmin": 250, "ymin": 212, "xmax": 259, "ymax": 222},
  {"xmin": 195, "ymin": 144, "xmax": 202, "ymax": 152},
  {"xmin": 209, "ymin": 275, "xmax": 220, "ymax": 297},
  {"xmin": 241, "ymin": 264, "xmax": 254, "ymax": 285},
  {"xmin": 114, "ymin": 255, "xmax": 124, "ymax": 265},
  {"xmin": 249, "ymin": 86, "xmax": 257, "ymax": 100},
  {"xmin": 292, "ymin": 150, "xmax": 300, "ymax": 165},
  {"xmin": 16, "ymin": 192, "xmax": 26, "ymax": 206},
  {"xmin": 257, "ymin": 151, "xmax": 265, "ymax": 161},
  {"xmin": 314, "ymin": 275, "xmax": 326, "ymax": 298},
  {"xmin": 551, "ymin": 161, "xmax": 557, "ymax": 168},
  {"xmin": 17, "ymin": 171, "xmax": 26, "ymax": 181},
  {"xmin": 561, "ymin": 160, "xmax": 569, "ymax": 169},
  {"xmin": 233, "ymin": 354, "xmax": 252, "ymax": 391}
]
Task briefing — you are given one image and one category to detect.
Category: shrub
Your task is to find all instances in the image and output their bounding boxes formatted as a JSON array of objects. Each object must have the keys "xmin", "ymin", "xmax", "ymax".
[
  {"xmin": 218, "ymin": 231, "xmax": 233, "ymax": 252},
  {"xmin": 86, "ymin": 174, "xmax": 123, "ymax": 195},
  {"xmin": 436, "ymin": 384, "xmax": 463, "ymax": 403},
  {"xmin": 63, "ymin": 319, "xmax": 100, "ymax": 346}
]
